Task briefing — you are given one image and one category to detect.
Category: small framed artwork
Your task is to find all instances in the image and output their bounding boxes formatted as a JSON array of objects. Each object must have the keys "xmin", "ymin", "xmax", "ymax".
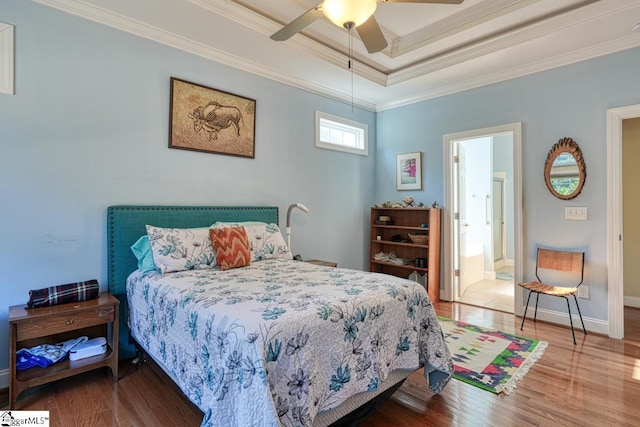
[
  {"xmin": 396, "ymin": 152, "xmax": 422, "ymax": 190},
  {"xmin": 169, "ymin": 77, "xmax": 256, "ymax": 158}
]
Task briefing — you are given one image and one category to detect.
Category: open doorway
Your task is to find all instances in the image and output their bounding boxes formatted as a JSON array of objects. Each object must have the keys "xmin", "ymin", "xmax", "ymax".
[
  {"xmin": 607, "ymin": 104, "xmax": 640, "ymax": 339},
  {"xmin": 443, "ymin": 123, "xmax": 523, "ymax": 314}
]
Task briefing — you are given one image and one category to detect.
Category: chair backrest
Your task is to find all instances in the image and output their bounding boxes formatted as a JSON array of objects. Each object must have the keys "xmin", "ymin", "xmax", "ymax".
[{"xmin": 535, "ymin": 248, "xmax": 585, "ymax": 286}]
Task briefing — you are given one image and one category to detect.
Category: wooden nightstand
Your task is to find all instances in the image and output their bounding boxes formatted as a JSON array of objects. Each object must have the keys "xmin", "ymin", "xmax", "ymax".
[
  {"xmin": 305, "ymin": 259, "xmax": 338, "ymax": 267},
  {"xmin": 9, "ymin": 292, "xmax": 119, "ymax": 408}
]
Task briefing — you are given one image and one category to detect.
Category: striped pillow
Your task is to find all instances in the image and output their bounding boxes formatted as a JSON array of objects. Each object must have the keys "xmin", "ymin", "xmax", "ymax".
[{"xmin": 209, "ymin": 226, "xmax": 251, "ymax": 271}]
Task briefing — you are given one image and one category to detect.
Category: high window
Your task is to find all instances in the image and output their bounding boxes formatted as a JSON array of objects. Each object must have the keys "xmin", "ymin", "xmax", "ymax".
[{"xmin": 315, "ymin": 111, "xmax": 368, "ymax": 156}]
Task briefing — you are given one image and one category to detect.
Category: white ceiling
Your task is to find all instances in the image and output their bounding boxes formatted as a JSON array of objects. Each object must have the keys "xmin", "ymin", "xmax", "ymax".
[{"xmin": 36, "ymin": 0, "xmax": 640, "ymax": 111}]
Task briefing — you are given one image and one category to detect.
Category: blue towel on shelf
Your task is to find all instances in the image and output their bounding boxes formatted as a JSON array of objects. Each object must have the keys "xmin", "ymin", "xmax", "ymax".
[{"xmin": 16, "ymin": 336, "xmax": 88, "ymax": 371}]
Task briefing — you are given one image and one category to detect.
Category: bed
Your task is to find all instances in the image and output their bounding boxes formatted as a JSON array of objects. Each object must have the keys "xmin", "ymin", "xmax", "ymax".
[{"xmin": 107, "ymin": 205, "xmax": 453, "ymax": 427}]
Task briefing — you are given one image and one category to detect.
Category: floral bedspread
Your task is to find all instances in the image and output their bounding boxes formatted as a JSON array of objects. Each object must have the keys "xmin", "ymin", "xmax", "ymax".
[{"xmin": 126, "ymin": 259, "xmax": 453, "ymax": 427}]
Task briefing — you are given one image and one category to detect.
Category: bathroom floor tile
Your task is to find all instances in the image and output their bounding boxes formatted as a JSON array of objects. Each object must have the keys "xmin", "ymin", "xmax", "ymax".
[{"xmin": 458, "ymin": 269, "xmax": 514, "ymax": 313}]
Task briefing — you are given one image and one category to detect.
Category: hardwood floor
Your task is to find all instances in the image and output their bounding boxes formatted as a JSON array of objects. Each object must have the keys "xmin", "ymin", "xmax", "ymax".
[
  {"xmin": 0, "ymin": 357, "xmax": 203, "ymax": 426},
  {"xmin": 368, "ymin": 303, "xmax": 640, "ymax": 427},
  {"xmin": 2, "ymin": 303, "xmax": 640, "ymax": 426}
]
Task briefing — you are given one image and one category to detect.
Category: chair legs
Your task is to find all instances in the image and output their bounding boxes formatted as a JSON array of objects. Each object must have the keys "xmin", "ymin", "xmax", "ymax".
[
  {"xmin": 565, "ymin": 296, "xmax": 576, "ymax": 345},
  {"xmin": 520, "ymin": 291, "xmax": 587, "ymax": 345},
  {"xmin": 520, "ymin": 290, "xmax": 533, "ymax": 331},
  {"xmin": 565, "ymin": 295, "xmax": 588, "ymax": 345},
  {"xmin": 573, "ymin": 294, "xmax": 587, "ymax": 335},
  {"xmin": 520, "ymin": 291, "xmax": 541, "ymax": 331}
]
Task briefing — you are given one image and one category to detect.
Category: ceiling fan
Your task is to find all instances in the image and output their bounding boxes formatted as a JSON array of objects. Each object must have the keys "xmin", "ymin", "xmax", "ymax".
[{"xmin": 270, "ymin": 0, "xmax": 464, "ymax": 54}]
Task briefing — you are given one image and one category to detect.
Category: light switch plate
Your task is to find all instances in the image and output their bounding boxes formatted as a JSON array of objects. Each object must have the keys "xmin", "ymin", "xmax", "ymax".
[{"xmin": 565, "ymin": 207, "xmax": 588, "ymax": 221}]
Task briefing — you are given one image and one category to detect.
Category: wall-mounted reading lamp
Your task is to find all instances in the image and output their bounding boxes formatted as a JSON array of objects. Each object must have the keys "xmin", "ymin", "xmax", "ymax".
[{"xmin": 286, "ymin": 203, "xmax": 309, "ymax": 252}]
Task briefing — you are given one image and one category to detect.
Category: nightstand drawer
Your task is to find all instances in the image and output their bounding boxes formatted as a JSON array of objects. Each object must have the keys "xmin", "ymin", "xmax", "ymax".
[{"xmin": 16, "ymin": 306, "xmax": 115, "ymax": 341}]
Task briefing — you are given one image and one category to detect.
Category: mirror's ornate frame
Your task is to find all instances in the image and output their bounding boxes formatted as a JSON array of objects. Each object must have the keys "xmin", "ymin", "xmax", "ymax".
[{"xmin": 544, "ymin": 137, "xmax": 587, "ymax": 200}]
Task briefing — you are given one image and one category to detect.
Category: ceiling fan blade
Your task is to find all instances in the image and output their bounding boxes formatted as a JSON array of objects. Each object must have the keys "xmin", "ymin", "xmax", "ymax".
[
  {"xmin": 270, "ymin": 6, "xmax": 324, "ymax": 41},
  {"xmin": 381, "ymin": 0, "xmax": 464, "ymax": 4},
  {"xmin": 357, "ymin": 16, "xmax": 388, "ymax": 53}
]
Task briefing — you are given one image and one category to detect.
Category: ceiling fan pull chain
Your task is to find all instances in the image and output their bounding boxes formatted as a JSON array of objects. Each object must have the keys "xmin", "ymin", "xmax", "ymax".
[{"xmin": 349, "ymin": 26, "xmax": 354, "ymax": 112}]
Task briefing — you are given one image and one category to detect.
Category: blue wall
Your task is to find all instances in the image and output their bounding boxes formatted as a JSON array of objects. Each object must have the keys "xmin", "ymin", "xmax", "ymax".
[
  {"xmin": 0, "ymin": 0, "xmax": 376, "ymax": 373},
  {"xmin": 3, "ymin": 0, "xmax": 640, "ymax": 380},
  {"xmin": 377, "ymin": 46, "xmax": 640, "ymax": 322}
]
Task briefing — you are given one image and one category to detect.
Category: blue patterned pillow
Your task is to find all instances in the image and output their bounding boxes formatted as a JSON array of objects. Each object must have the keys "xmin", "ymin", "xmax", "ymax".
[
  {"xmin": 130, "ymin": 235, "xmax": 158, "ymax": 273},
  {"xmin": 146, "ymin": 225, "xmax": 216, "ymax": 274}
]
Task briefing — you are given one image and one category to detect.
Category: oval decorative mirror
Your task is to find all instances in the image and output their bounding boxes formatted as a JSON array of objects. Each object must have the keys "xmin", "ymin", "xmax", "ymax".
[{"xmin": 544, "ymin": 137, "xmax": 586, "ymax": 200}]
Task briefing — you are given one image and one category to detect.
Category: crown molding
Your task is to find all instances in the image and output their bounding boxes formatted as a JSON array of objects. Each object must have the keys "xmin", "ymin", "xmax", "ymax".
[
  {"xmin": 190, "ymin": 0, "xmax": 387, "ymax": 85},
  {"xmin": 32, "ymin": 0, "xmax": 640, "ymax": 112},
  {"xmin": 390, "ymin": 0, "xmax": 536, "ymax": 58},
  {"xmin": 377, "ymin": 33, "xmax": 640, "ymax": 111},
  {"xmin": 387, "ymin": 0, "xmax": 629, "ymax": 86},
  {"xmin": 34, "ymin": 0, "xmax": 378, "ymax": 110}
]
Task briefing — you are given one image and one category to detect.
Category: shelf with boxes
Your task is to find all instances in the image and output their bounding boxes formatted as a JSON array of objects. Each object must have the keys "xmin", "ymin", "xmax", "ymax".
[{"xmin": 370, "ymin": 207, "xmax": 441, "ymax": 302}]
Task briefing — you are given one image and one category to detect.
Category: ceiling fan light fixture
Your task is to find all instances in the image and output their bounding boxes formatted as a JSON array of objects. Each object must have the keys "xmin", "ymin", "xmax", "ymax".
[{"xmin": 323, "ymin": 0, "xmax": 378, "ymax": 28}]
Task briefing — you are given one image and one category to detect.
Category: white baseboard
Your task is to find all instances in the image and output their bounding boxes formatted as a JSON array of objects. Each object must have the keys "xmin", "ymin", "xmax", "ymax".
[
  {"xmin": 493, "ymin": 258, "xmax": 514, "ymax": 270},
  {"xmin": 521, "ymin": 307, "xmax": 609, "ymax": 335},
  {"xmin": 0, "ymin": 368, "xmax": 8, "ymax": 391},
  {"xmin": 624, "ymin": 295, "xmax": 640, "ymax": 308}
]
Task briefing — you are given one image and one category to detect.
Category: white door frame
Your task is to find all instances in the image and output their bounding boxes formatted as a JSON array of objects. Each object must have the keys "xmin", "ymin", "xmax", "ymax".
[
  {"xmin": 443, "ymin": 123, "xmax": 523, "ymax": 315},
  {"xmin": 493, "ymin": 172, "xmax": 507, "ymax": 265},
  {"xmin": 607, "ymin": 104, "xmax": 640, "ymax": 339}
]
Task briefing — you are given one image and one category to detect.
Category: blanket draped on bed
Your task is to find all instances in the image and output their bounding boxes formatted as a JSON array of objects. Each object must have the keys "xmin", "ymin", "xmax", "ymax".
[{"xmin": 127, "ymin": 259, "xmax": 453, "ymax": 427}]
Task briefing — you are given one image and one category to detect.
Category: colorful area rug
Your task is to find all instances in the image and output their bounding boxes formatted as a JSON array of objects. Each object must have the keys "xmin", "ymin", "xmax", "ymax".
[{"xmin": 439, "ymin": 317, "xmax": 547, "ymax": 394}]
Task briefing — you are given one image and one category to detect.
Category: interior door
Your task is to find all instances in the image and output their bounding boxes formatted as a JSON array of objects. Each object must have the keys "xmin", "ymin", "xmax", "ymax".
[
  {"xmin": 443, "ymin": 123, "xmax": 520, "ymax": 308},
  {"xmin": 455, "ymin": 143, "xmax": 468, "ymax": 301}
]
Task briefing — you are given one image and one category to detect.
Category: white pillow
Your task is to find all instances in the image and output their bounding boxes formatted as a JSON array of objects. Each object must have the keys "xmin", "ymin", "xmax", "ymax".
[
  {"xmin": 212, "ymin": 222, "xmax": 292, "ymax": 261},
  {"xmin": 145, "ymin": 225, "xmax": 216, "ymax": 274}
]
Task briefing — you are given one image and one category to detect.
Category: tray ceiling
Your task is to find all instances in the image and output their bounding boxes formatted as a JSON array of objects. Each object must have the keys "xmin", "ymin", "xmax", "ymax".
[{"xmin": 36, "ymin": 0, "xmax": 640, "ymax": 110}]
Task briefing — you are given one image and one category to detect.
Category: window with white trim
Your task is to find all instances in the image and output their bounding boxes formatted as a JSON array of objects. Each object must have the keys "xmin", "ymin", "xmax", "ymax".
[{"xmin": 315, "ymin": 111, "xmax": 368, "ymax": 156}]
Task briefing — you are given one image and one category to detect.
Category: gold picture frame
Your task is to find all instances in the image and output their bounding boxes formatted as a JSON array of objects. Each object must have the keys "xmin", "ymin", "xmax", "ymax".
[{"xmin": 169, "ymin": 77, "xmax": 256, "ymax": 158}]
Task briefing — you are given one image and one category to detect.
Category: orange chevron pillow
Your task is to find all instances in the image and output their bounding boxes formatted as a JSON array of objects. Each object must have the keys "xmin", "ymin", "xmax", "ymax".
[{"xmin": 209, "ymin": 226, "xmax": 251, "ymax": 271}]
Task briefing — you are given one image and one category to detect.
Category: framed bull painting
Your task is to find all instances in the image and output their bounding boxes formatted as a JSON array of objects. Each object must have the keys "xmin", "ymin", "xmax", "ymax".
[{"xmin": 169, "ymin": 77, "xmax": 256, "ymax": 158}]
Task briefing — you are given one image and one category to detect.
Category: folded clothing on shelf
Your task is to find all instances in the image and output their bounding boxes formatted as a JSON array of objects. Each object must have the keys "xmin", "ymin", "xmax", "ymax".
[{"xmin": 16, "ymin": 336, "xmax": 88, "ymax": 371}]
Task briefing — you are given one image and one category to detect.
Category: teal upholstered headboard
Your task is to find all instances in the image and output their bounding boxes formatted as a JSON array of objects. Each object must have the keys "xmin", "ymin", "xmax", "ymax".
[
  {"xmin": 107, "ymin": 205, "xmax": 279, "ymax": 358},
  {"xmin": 107, "ymin": 205, "xmax": 279, "ymax": 296}
]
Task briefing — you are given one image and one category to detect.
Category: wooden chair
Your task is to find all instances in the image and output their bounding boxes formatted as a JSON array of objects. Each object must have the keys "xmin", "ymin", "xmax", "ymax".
[{"xmin": 519, "ymin": 248, "xmax": 587, "ymax": 345}]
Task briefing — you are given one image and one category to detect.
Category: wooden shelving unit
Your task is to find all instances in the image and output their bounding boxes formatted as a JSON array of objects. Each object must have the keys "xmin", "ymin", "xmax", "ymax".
[{"xmin": 370, "ymin": 207, "xmax": 441, "ymax": 301}]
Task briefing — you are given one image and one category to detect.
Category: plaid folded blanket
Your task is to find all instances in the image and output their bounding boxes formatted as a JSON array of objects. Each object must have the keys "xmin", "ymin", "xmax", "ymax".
[{"xmin": 27, "ymin": 280, "xmax": 99, "ymax": 309}]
